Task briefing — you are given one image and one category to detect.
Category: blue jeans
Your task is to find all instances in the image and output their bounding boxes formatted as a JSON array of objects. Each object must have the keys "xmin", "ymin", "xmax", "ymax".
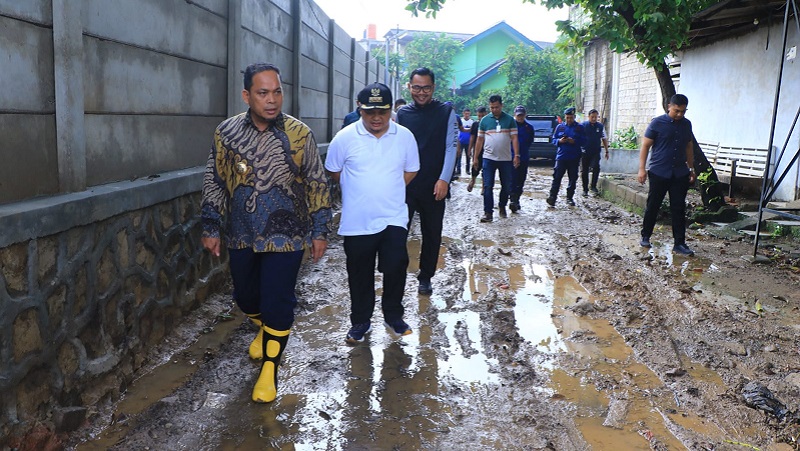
[
  {"xmin": 548, "ymin": 158, "xmax": 580, "ymax": 200},
  {"xmin": 482, "ymin": 159, "xmax": 513, "ymax": 214}
]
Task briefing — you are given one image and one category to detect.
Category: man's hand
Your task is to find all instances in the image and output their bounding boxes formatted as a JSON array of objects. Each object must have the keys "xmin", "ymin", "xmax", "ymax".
[
  {"xmin": 202, "ymin": 237, "xmax": 221, "ymax": 257},
  {"xmin": 689, "ymin": 171, "xmax": 696, "ymax": 185},
  {"xmin": 513, "ymin": 155, "xmax": 520, "ymax": 168},
  {"xmin": 311, "ymin": 239, "xmax": 327, "ymax": 263},
  {"xmin": 637, "ymin": 168, "xmax": 648, "ymax": 185},
  {"xmin": 434, "ymin": 179, "xmax": 449, "ymax": 201}
]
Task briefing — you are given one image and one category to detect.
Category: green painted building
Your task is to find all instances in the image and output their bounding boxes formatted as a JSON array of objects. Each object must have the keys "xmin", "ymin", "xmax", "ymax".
[{"xmin": 451, "ymin": 21, "xmax": 544, "ymax": 95}]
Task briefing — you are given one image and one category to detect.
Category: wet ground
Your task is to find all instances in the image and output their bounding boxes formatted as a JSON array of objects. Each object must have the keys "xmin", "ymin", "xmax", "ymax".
[{"xmin": 69, "ymin": 164, "xmax": 800, "ymax": 450}]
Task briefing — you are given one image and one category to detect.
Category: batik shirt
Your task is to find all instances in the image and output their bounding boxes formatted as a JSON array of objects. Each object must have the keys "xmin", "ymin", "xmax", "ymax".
[{"xmin": 201, "ymin": 110, "xmax": 332, "ymax": 252}]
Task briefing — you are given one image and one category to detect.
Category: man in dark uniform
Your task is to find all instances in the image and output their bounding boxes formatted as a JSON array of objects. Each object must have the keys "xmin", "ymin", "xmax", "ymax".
[
  {"xmin": 637, "ymin": 94, "xmax": 696, "ymax": 256},
  {"xmin": 580, "ymin": 108, "xmax": 610, "ymax": 196},
  {"xmin": 397, "ymin": 67, "xmax": 458, "ymax": 295},
  {"xmin": 510, "ymin": 105, "xmax": 533, "ymax": 212}
]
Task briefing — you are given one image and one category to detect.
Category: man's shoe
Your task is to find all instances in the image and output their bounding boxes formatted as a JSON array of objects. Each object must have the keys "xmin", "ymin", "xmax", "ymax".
[
  {"xmin": 673, "ymin": 243, "xmax": 695, "ymax": 256},
  {"xmin": 590, "ymin": 187, "xmax": 600, "ymax": 194},
  {"xmin": 566, "ymin": 198, "xmax": 576, "ymax": 206},
  {"xmin": 418, "ymin": 279, "xmax": 433, "ymax": 295},
  {"xmin": 499, "ymin": 206, "xmax": 507, "ymax": 218},
  {"xmin": 509, "ymin": 203, "xmax": 520, "ymax": 213},
  {"xmin": 467, "ymin": 178, "xmax": 476, "ymax": 192},
  {"xmin": 639, "ymin": 236, "xmax": 651, "ymax": 248},
  {"xmin": 480, "ymin": 212, "xmax": 493, "ymax": 223},
  {"xmin": 546, "ymin": 197, "xmax": 556, "ymax": 207},
  {"xmin": 346, "ymin": 323, "xmax": 372, "ymax": 344},
  {"xmin": 384, "ymin": 318, "xmax": 412, "ymax": 339},
  {"xmin": 582, "ymin": 190, "xmax": 589, "ymax": 197}
]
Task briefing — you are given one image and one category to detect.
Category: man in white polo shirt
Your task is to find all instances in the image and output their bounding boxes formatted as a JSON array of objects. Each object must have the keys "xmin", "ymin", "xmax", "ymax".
[{"xmin": 325, "ymin": 82, "xmax": 420, "ymax": 344}]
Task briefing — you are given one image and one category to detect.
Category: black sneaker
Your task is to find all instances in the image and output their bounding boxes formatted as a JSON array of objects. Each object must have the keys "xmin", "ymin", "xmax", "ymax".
[
  {"xmin": 509, "ymin": 203, "xmax": 520, "ymax": 213},
  {"xmin": 582, "ymin": 191, "xmax": 589, "ymax": 197},
  {"xmin": 480, "ymin": 212, "xmax": 493, "ymax": 223},
  {"xmin": 546, "ymin": 197, "xmax": 556, "ymax": 207},
  {"xmin": 418, "ymin": 279, "xmax": 433, "ymax": 295},
  {"xmin": 346, "ymin": 323, "xmax": 372, "ymax": 344},
  {"xmin": 673, "ymin": 243, "xmax": 695, "ymax": 256},
  {"xmin": 566, "ymin": 198, "xmax": 576, "ymax": 206},
  {"xmin": 591, "ymin": 187, "xmax": 600, "ymax": 194},
  {"xmin": 640, "ymin": 236, "xmax": 651, "ymax": 247},
  {"xmin": 384, "ymin": 318, "xmax": 412, "ymax": 339},
  {"xmin": 498, "ymin": 206, "xmax": 507, "ymax": 218}
]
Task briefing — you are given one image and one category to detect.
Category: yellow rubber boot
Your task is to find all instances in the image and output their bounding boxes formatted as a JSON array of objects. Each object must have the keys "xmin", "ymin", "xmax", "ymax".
[
  {"xmin": 246, "ymin": 314, "xmax": 264, "ymax": 360},
  {"xmin": 252, "ymin": 326, "xmax": 290, "ymax": 403}
]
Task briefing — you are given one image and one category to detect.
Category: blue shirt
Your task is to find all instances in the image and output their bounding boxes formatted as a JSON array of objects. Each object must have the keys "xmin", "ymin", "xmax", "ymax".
[
  {"xmin": 552, "ymin": 121, "xmax": 586, "ymax": 160},
  {"xmin": 342, "ymin": 109, "xmax": 360, "ymax": 128},
  {"xmin": 581, "ymin": 120, "xmax": 606, "ymax": 153},
  {"xmin": 515, "ymin": 120, "xmax": 534, "ymax": 159},
  {"xmin": 644, "ymin": 114, "xmax": 693, "ymax": 178}
]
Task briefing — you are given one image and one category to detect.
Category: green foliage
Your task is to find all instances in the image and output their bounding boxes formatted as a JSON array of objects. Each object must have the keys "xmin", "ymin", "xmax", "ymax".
[
  {"xmin": 372, "ymin": 47, "xmax": 405, "ymax": 82},
  {"xmin": 402, "ymin": 32, "xmax": 463, "ymax": 97},
  {"xmin": 609, "ymin": 126, "xmax": 638, "ymax": 150},
  {"xmin": 500, "ymin": 45, "xmax": 572, "ymax": 115},
  {"xmin": 539, "ymin": 0, "xmax": 716, "ymax": 72}
]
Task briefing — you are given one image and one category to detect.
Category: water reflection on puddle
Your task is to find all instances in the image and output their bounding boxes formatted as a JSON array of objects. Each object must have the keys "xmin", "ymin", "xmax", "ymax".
[{"xmin": 437, "ymin": 311, "xmax": 499, "ymax": 384}]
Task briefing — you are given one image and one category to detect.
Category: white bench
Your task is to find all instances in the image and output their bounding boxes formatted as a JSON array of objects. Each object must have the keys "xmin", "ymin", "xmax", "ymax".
[{"xmin": 697, "ymin": 140, "xmax": 769, "ymax": 184}]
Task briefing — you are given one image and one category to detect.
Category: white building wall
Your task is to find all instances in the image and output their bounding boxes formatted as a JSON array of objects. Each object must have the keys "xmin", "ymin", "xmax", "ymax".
[{"xmin": 681, "ymin": 24, "xmax": 800, "ymax": 201}]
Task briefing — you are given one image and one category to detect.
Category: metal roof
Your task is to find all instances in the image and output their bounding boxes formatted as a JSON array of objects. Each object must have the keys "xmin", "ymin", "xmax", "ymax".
[{"xmin": 688, "ymin": 0, "xmax": 794, "ymax": 48}]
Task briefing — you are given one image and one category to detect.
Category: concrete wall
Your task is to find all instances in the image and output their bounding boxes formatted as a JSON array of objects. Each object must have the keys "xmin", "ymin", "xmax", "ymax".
[
  {"xmin": 579, "ymin": 40, "xmax": 614, "ymax": 126},
  {"xmin": 0, "ymin": 0, "xmax": 390, "ymax": 444},
  {"xmin": 680, "ymin": 24, "xmax": 800, "ymax": 201},
  {"xmin": 0, "ymin": 0, "xmax": 390, "ymax": 205}
]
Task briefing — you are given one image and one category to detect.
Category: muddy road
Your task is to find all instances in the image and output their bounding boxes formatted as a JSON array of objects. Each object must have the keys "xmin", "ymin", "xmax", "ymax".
[{"xmin": 72, "ymin": 165, "xmax": 800, "ymax": 450}]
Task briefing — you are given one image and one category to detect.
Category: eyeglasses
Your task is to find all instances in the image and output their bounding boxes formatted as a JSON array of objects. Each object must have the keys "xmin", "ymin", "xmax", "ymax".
[{"xmin": 409, "ymin": 85, "xmax": 433, "ymax": 93}]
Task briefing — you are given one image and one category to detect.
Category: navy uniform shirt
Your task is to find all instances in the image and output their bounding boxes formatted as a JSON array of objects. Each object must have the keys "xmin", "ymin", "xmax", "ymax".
[{"xmin": 644, "ymin": 114, "xmax": 693, "ymax": 179}]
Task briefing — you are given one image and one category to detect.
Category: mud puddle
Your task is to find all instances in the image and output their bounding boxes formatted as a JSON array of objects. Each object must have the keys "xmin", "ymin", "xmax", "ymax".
[
  {"xmin": 504, "ymin": 263, "xmax": 730, "ymax": 449},
  {"xmin": 76, "ymin": 316, "xmax": 241, "ymax": 450}
]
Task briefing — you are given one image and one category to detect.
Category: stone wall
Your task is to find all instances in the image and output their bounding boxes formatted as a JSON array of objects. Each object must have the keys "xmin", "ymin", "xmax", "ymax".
[{"xmin": 0, "ymin": 170, "xmax": 229, "ymax": 446}]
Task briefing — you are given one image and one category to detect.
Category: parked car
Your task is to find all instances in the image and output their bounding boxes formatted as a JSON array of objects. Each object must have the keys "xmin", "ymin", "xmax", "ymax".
[{"xmin": 525, "ymin": 114, "xmax": 559, "ymax": 161}]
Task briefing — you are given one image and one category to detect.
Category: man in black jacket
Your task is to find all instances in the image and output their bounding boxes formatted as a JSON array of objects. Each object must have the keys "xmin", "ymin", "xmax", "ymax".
[{"xmin": 397, "ymin": 67, "xmax": 458, "ymax": 295}]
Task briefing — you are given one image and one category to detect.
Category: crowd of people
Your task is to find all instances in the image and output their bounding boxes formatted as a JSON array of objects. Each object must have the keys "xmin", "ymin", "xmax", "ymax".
[{"xmin": 200, "ymin": 61, "xmax": 697, "ymax": 403}]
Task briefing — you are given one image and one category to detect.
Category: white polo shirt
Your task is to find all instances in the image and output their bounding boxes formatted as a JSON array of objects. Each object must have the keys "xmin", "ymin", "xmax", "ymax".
[{"xmin": 325, "ymin": 120, "xmax": 420, "ymax": 236}]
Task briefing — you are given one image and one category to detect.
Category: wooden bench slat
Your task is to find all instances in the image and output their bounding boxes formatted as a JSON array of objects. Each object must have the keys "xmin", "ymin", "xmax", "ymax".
[{"xmin": 697, "ymin": 138, "xmax": 770, "ymax": 179}]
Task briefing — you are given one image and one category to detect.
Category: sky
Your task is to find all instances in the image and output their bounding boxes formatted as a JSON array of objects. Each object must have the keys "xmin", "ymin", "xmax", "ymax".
[{"xmin": 312, "ymin": 0, "xmax": 569, "ymax": 44}]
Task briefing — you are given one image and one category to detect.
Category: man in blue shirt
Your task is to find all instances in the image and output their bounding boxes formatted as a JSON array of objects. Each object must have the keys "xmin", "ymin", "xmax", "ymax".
[
  {"xmin": 580, "ymin": 108, "xmax": 609, "ymax": 196},
  {"xmin": 510, "ymin": 105, "xmax": 533, "ymax": 212},
  {"xmin": 546, "ymin": 107, "xmax": 586, "ymax": 207},
  {"xmin": 637, "ymin": 94, "xmax": 696, "ymax": 256}
]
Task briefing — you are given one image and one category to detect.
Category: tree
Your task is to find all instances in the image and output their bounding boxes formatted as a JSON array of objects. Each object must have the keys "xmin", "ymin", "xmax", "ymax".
[
  {"xmin": 401, "ymin": 32, "xmax": 463, "ymax": 100},
  {"xmin": 501, "ymin": 44, "xmax": 571, "ymax": 115}
]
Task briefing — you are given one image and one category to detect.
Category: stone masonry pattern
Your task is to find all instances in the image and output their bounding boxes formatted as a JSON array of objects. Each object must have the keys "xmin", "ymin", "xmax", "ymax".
[{"xmin": 0, "ymin": 193, "xmax": 228, "ymax": 444}]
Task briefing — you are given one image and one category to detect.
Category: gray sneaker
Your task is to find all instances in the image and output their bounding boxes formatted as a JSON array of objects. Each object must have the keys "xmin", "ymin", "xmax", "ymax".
[{"xmin": 640, "ymin": 236, "xmax": 651, "ymax": 247}]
